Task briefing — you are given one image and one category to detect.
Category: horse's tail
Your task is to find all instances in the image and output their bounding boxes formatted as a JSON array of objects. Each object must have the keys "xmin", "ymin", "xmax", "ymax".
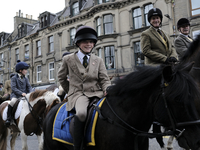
[{"xmin": 0, "ymin": 127, "xmax": 8, "ymax": 150}]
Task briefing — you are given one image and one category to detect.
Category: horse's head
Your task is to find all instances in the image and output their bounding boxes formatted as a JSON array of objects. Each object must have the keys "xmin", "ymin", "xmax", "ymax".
[
  {"xmin": 27, "ymin": 90, "xmax": 61, "ymax": 107},
  {"xmin": 154, "ymin": 65, "xmax": 200, "ymax": 150}
]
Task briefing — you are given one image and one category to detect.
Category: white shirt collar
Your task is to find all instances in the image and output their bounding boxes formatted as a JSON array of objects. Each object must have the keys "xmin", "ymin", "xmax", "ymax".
[
  {"xmin": 18, "ymin": 73, "xmax": 22, "ymax": 78},
  {"xmin": 151, "ymin": 25, "xmax": 162, "ymax": 31},
  {"xmin": 180, "ymin": 33, "xmax": 190, "ymax": 37},
  {"xmin": 76, "ymin": 50, "xmax": 90, "ymax": 64}
]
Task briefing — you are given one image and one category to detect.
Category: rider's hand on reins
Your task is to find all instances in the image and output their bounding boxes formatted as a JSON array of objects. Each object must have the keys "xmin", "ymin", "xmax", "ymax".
[{"xmin": 22, "ymin": 93, "xmax": 26, "ymax": 97}]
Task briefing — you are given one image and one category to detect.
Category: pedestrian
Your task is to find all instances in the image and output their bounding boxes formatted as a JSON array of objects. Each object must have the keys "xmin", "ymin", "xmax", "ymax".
[
  {"xmin": 58, "ymin": 26, "xmax": 111, "ymax": 150},
  {"xmin": 175, "ymin": 18, "xmax": 193, "ymax": 60},
  {"xmin": 5, "ymin": 60, "xmax": 32, "ymax": 127},
  {"xmin": 140, "ymin": 8, "xmax": 178, "ymax": 66},
  {"xmin": 0, "ymin": 83, "xmax": 4, "ymax": 98}
]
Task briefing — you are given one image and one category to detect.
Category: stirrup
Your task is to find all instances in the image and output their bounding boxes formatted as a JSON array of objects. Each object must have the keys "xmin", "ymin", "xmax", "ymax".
[{"xmin": 5, "ymin": 119, "xmax": 11, "ymax": 127}]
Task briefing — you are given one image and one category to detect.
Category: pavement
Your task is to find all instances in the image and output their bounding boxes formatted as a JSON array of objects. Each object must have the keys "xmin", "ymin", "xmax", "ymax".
[{"xmin": 6, "ymin": 134, "xmax": 185, "ymax": 150}]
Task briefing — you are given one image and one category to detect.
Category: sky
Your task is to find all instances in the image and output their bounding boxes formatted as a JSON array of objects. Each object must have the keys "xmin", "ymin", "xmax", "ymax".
[{"xmin": 0, "ymin": 0, "xmax": 65, "ymax": 33}]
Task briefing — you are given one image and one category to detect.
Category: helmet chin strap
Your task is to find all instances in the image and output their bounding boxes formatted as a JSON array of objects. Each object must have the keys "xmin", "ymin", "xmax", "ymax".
[{"xmin": 78, "ymin": 46, "xmax": 94, "ymax": 55}]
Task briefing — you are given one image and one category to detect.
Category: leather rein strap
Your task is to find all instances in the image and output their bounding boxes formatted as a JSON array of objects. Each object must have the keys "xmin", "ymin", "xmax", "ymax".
[{"xmin": 95, "ymin": 76, "xmax": 200, "ymax": 139}]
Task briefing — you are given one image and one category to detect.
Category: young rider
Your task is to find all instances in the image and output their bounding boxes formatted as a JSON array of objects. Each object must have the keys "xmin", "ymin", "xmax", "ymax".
[
  {"xmin": 5, "ymin": 60, "xmax": 32, "ymax": 127},
  {"xmin": 58, "ymin": 26, "xmax": 111, "ymax": 150}
]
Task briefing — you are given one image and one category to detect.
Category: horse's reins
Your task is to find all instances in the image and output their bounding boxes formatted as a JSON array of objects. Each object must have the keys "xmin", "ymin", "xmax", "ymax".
[
  {"xmin": 24, "ymin": 96, "xmax": 43, "ymax": 132},
  {"xmin": 95, "ymin": 75, "xmax": 200, "ymax": 140}
]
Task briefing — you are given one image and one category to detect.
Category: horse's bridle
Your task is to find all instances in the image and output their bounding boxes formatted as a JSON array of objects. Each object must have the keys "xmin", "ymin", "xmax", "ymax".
[
  {"xmin": 24, "ymin": 96, "xmax": 43, "ymax": 133},
  {"xmin": 95, "ymin": 75, "xmax": 200, "ymax": 140}
]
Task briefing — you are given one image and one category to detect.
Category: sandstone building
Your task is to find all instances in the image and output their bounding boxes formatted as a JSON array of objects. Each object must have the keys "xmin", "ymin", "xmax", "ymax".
[{"xmin": 0, "ymin": 0, "xmax": 199, "ymax": 88}]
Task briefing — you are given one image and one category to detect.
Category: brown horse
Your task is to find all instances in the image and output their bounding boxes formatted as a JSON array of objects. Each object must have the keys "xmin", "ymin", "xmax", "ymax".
[{"xmin": 0, "ymin": 90, "xmax": 60, "ymax": 150}]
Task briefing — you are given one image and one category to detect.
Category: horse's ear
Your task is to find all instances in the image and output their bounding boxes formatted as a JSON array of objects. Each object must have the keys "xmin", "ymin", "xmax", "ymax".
[
  {"xmin": 180, "ymin": 61, "xmax": 194, "ymax": 73},
  {"xmin": 162, "ymin": 65, "xmax": 173, "ymax": 83}
]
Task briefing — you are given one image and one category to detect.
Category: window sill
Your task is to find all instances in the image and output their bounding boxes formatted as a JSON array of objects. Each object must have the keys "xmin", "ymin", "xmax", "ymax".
[
  {"xmin": 127, "ymin": 26, "xmax": 149, "ymax": 35},
  {"xmin": 66, "ymin": 45, "xmax": 76, "ymax": 51},
  {"xmin": 46, "ymin": 52, "xmax": 55, "ymax": 56},
  {"xmin": 24, "ymin": 58, "xmax": 30, "ymax": 61},
  {"xmin": 98, "ymin": 33, "xmax": 119, "ymax": 40},
  {"xmin": 35, "ymin": 55, "xmax": 42, "ymax": 59}
]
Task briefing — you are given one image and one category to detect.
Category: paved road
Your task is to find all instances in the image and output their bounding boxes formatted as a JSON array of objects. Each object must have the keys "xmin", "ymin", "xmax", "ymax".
[{"xmin": 7, "ymin": 134, "xmax": 185, "ymax": 150}]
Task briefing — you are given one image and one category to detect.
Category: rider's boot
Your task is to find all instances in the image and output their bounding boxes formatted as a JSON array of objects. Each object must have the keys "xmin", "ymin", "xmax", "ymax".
[
  {"xmin": 5, "ymin": 104, "xmax": 13, "ymax": 127},
  {"xmin": 73, "ymin": 115, "xmax": 85, "ymax": 150}
]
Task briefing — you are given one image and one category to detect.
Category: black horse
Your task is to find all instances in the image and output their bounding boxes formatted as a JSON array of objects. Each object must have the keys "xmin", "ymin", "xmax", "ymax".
[
  {"xmin": 155, "ymin": 34, "xmax": 200, "ymax": 149},
  {"xmin": 43, "ymin": 64, "xmax": 200, "ymax": 150}
]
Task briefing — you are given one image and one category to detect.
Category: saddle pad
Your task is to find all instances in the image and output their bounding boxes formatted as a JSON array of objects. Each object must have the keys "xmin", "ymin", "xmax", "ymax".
[
  {"xmin": 52, "ymin": 97, "xmax": 106, "ymax": 146},
  {"xmin": 52, "ymin": 102, "xmax": 75, "ymax": 145},
  {"xmin": 2, "ymin": 100, "xmax": 24, "ymax": 121}
]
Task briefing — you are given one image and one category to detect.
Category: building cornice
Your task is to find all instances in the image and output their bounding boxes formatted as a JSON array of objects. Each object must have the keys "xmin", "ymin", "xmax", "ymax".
[{"xmin": 49, "ymin": 0, "xmax": 142, "ymax": 31}]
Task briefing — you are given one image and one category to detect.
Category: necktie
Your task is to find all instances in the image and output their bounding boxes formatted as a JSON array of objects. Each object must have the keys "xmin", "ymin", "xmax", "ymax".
[
  {"xmin": 83, "ymin": 55, "xmax": 88, "ymax": 68},
  {"xmin": 187, "ymin": 36, "xmax": 193, "ymax": 42},
  {"xmin": 157, "ymin": 29, "xmax": 165, "ymax": 40}
]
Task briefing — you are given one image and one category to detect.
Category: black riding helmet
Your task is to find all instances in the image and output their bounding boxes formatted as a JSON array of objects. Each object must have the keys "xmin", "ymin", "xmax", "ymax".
[
  {"xmin": 74, "ymin": 26, "xmax": 98, "ymax": 54},
  {"xmin": 148, "ymin": 8, "xmax": 163, "ymax": 25},
  {"xmin": 177, "ymin": 18, "xmax": 190, "ymax": 30}
]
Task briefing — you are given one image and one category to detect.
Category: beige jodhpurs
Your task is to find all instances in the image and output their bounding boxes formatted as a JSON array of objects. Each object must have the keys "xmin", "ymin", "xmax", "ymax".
[
  {"xmin": 9, "ymin": 98, "xmax": 18, "ymax": 107},
  {"xmin": 75, "ymin": 95, "xmax": 90, "ymax": 122}
]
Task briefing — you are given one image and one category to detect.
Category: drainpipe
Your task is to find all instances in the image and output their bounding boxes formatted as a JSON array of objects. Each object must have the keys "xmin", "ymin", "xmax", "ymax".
[
  {"xmin": 8, "ymin": 45, "xmax": 11, "ymax": 75},
  {"xmin": 171, "ymin": 0, "xmax": 176, "ymax": 35},
  {"xmin": 31, "ymin": 38, "xmax": 34, "ymax": 85}
]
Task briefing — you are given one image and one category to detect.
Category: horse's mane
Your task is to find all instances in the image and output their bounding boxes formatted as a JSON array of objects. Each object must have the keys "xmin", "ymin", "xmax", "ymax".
[
  {"xmin": 108, "ymin": 66, "xmax": 162, "ymax": 98},
  {"xmin": 29, "ymin": 90, "xmax": 48, "ymax": 102},
  {"xmin": 46, "ymin": 84, "xmax": 58, "ymax": 91},
  {"xmin": 108, "ymin": 65, "xmax": 200, "ymax": 103},
  {"xmin": 181, "ymin": 34, "xmax": 200, "ymax": 63}
]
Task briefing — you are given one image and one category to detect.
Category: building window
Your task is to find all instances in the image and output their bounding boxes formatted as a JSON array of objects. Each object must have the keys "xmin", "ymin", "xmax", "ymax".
[
  {"xmin": 41, "ymin": 17, "xmax": 44, "ymax": 28},
  {"xmin": 49, "ymin": 36, "xmax": 54, "ymax": 52},
  {"xmin": 97, "ymin": 48, "xmax": 102, "ymax": 58},
  {"xmin": 0, "ymin": 53, "xmax": 3, "ymax": 66},
  {"xmin": 37, "ymin": 40, "xmax": 41, "ymax": 56},
  {"xmin": 45, "ymin": 15, "xmax": 48, "ymax": 26},
  {"xmin": 190, "ymin": 0, "xmax": 200, "ymax": 16},
  {"xmin": 134, "ymin": 42, "xmax": 144, "ymax": 66},
  {"xmin": 18, "ymin": 24, "xmax": 25, "ymax": 38},
  {"xmin": 72, "ymin": 2, "xmax": 79, "ymax": 16},
  {"xmin": 25, "ymin": 45, "xmax": 29, "ymax": 59},
  {"xmin": 96, "ymin": 17, "xmax": 101, "ymax": 36},
  {"xmin": 0, "ymin": 36, "xmax": 3, "ymax": 46},
  {"xmin": 37, "ymin": 65, "xmax": 42, "ymax": 82},
  {"xmin": 105, "ymin": 46, "xmax": 115, "ymax": 69},
  {"xmin": 144, "ymin": 4, "xmax": 153, "ymax": 26},
  {"xmin": 70, "ymin": 28, "xmax": 76, "ymax": 46},
  {"xmin": 133, "ymin": 7, "xmax": 142, "ymax": 29},
  {"xmin": 0, "ymin": 74, "xmax": 3, "ymax": 83},
  {"xmin": 98, "ymin": 0, "xmax": 109, "ymax": 4},
  {"xmin": 25, "ymin": 70, "xmax": 30, "ymax": 80},
  {"xmin": 192, "ymin": 30, "xmax": 200, "ymax": 39},
  {"xmin": 49, "ymin": 62, "xmax": 54, "ymax": 80},
  {"xmin": 16, "ymin": 48, "xmax": 19, "ymax": 61},
  {"xmin": 103, "ymin": 14, "xmax": 113, "ymax": 35},
  {"xmin": 98, "ymin": 0, "xmax": 103, "ymax": 4}
]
